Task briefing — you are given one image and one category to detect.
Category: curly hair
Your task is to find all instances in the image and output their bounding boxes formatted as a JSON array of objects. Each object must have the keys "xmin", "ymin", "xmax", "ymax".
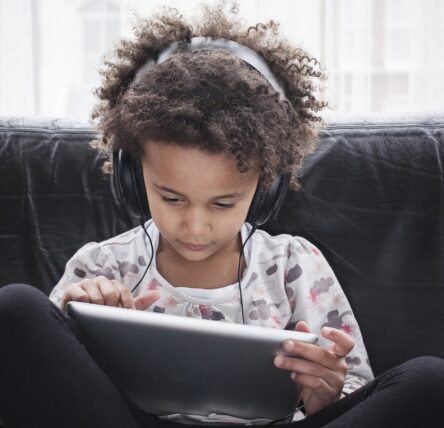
[{"xmin": 90, "ymin": 1, "xmax": 327, "ymax": 190}]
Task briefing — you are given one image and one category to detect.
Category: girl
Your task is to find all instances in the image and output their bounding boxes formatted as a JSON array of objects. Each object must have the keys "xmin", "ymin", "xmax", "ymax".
[{"xmin": 0, "ymin": 2, "xmax": 443, "ymax": 428}]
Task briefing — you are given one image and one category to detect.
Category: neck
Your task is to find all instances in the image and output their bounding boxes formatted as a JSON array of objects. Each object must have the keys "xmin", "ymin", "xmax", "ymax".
[{"xmin": 156, "ymin": 232, "xmax": 246, "ymax": 289}]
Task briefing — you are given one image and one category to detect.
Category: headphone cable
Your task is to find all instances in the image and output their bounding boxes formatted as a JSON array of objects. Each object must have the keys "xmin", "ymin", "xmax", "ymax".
[
  {"xmin": 237, "ymin": 223, "xmax": 257, "ymax": 324},
  {"xmin": 132, "ymin": 219, "xmax": 256, "ymax": 322},
  {"xmin": 131, "ymin": 220, "xmax": 154, "ymax": 294}
]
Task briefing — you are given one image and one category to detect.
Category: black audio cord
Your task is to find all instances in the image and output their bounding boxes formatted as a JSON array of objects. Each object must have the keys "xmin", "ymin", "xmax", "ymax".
[
  {"xmin": 134, "ymin": 221, "xmax": 310, "ymax": 426},
  {"xmin": 237, "ymin": 224, "xmax": 310, "ymax": 426},
  {"xmin": 131, "ymin": 220, "xmax": 154, "ymax": 294},
  {"xmin": 131, "ymin": 220, "xmax": 257, "ymax": 303},
  {"xmin": 237, "ymin": 223, "xmax": 257, "ymax": 324},
  {"xmin": 263, "ymin": 402, "xmax": 307, "ymax": 426}
]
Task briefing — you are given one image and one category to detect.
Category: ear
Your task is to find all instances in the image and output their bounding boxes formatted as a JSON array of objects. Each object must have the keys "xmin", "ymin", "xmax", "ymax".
[
  {"xmin": 246, "ymin": 174, "xmax": 290, "ymax": 227},
  {"xmin": 113, "ymin": 149, "xmax": 151, "ymax": 222}
]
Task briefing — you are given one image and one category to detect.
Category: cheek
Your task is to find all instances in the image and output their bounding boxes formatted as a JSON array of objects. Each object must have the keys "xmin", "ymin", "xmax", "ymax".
[
  {"xmin": 218, "ymin": 206, "xmax": 250, "ymax": 240},
  {"xmin": 146, "ymin": 195, "xmax": 173, "ymax": 232},
  {"xmin": 150, "ymin": 212, "xmax": 176, "ymax": 248},
  {"xmin": 233, "ymin": 203, "xmax": 251, "ymax": 225},
  {"xmin": 235, "ymin": 196, "xmax": 255, "ymax": 222}
]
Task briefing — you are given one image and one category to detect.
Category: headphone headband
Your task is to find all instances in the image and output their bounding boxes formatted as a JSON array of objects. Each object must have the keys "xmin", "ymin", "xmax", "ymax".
[
  {"xmin": 160, "ymin": 37, "xmax": 287, "ymax": 101},
  {"xmin": 133, "ymin": 37, "xmax": 287, "ymax": 101}
]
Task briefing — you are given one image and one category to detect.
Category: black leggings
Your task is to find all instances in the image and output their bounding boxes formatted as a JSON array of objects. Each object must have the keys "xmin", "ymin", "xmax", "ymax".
[{"xmin": 1, "ymin": 284, "xmax": 443, "ymax": 428}]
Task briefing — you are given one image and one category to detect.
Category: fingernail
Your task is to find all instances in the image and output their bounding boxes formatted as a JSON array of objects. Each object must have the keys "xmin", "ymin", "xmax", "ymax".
[
  {"xmin": 274, "ymin": 356, "xmax": 284, "ymax": 367},
  {"xmin": 291, "ymin": 372, "xmax": 297, "ymax": 380},
  {"xmin": 285, "ymin": 340, "xmax": 295, "ymax": 350},
  {"xmin": 323, "ymin": 327, "xmax": 332, "ymax": 335}
]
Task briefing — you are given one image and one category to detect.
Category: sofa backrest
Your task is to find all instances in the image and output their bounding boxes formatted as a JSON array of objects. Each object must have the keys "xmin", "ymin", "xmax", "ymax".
[{"xmin": 0, "ymin": 114, "xmax": 443, "ymax": 376}]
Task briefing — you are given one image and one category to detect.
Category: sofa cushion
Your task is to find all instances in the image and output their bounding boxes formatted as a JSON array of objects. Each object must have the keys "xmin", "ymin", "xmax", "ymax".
[
  {"xmin": 0, "ymin": 117, "xmax": 136, "ymax": 294},
  {"xmin": 265, "ymin": 113, "xmax": 444, "ymax": 375}
]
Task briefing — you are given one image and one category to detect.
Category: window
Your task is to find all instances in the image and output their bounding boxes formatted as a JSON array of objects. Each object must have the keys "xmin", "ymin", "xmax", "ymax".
[
  {"xmin": 80, "ymin": 0, "xmax": 121, "ymax": 84},
  {"xmin": 385, "ymin": 0, "xmax": 412, "ymax": 67},
  {"xmin": 1, "ymin": 0, "xmax": 443, "ymax": 119}
]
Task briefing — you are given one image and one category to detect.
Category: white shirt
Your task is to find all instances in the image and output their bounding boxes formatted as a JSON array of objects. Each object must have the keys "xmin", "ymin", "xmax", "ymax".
[{"xmin": 50, "ymin": 221, "xmax": 373, "ymax": 424}]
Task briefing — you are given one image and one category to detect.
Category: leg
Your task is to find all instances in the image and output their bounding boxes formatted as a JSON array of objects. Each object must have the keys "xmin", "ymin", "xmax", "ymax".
[
  {"xmin": 279, "ymin": 355, "xmax": 444, "ymax": 428},
  {"xmin": 0, "ymin": 283, "xmax": 158, "ymax": 428},
  {"xmin": 152, "ymin": 356, "xmax": 444, "ymax": 428}
]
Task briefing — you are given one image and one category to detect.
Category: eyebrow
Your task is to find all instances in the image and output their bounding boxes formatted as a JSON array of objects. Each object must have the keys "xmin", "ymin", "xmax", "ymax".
[{"xmin": 152, "ymin": 182, "xmax": 245, "ymax": 199}]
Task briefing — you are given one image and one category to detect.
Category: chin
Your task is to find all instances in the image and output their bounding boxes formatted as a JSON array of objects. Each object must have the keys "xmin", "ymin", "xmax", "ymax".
[{"xmin": 181, "ymin": 254, "xmax": 211, "ymax": 263}]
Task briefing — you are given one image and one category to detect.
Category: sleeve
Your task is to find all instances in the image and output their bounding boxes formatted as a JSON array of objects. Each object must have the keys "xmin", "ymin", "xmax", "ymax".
[
  {"xmin": 49, "ymin": 242, "xmax": 119, "ymax": 309},
  {"xmin": 285, "ymin": 237, "xmax": 374, "ymax": 394}
]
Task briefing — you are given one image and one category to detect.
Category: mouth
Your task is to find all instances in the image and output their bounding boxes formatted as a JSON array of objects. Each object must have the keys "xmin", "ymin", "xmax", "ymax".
[{"xmin": 181, "ymin": 241, "xmax": 210, "ymax": 252}]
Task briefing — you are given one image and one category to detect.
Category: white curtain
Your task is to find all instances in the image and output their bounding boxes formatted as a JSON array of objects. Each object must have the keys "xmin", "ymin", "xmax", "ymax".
[
  {"xmin": 0, "ymin": 0, "xmax": 36, "ymax": 116},
  {"xmin": 409, "ymin": 0, "xmax": 444, "ymax": 112},
  {"xmin": 0, "ymin": 0, "xmax": 443, "ymax": 120},
  {"xmin": 322, "ymin": 0, "xmax": 444, "ymax": 113}
]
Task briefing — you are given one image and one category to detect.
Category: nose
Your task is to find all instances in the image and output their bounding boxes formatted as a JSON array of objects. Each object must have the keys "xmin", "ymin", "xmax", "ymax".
[{"xmin": 181, "ymin": 206, "xmax": 211, "ymax": 239}]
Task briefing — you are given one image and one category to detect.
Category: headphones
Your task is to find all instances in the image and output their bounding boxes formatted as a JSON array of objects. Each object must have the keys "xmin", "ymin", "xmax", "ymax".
[
  {"xmin": 112, "ymin": 37, "xmax": 291, "ymax": 229},
  {"xmin": 112, "ymin": 149, "xmax": 290, "ymax": 229}
]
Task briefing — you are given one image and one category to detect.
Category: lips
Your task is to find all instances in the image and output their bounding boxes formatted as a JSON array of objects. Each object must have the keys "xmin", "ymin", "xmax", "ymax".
[{"xmin": 181, "ymin": 241, "xmax": 210, "ymax": 251}]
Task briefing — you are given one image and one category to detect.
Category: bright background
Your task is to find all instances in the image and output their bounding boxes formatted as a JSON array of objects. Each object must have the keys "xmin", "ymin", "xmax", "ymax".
[{"xmin": 1, "ymin": 0, "xmax": 443, "ymax": 121}]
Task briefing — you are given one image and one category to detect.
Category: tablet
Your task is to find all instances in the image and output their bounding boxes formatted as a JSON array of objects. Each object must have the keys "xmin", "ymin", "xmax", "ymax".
[{"xmin": 67, "ymin": 301, "xmax": 318, "ymax": 420}]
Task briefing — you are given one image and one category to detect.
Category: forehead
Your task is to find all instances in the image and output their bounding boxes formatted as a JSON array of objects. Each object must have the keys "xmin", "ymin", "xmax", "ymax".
[{"xmin": 141, "ymin": 141, "xmax": 258, "ymax": 191}]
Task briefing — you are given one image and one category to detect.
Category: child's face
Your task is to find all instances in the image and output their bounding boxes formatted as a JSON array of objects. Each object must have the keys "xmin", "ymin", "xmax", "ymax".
[{"xmin": 141, "ymin": 141, "xmax": 259, "ymax": 263}]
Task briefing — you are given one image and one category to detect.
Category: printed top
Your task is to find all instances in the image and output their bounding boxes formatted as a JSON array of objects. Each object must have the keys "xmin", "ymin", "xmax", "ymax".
[{"xmin": 50, "ymin": 220, "xmax": 374, "ymax": 425}]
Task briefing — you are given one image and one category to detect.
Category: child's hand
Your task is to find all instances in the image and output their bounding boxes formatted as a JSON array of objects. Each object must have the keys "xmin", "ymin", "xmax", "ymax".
[
  {"xmin": 274, "ymin": 321, "xmax": 355, "ymax": 416},
  {"xmin": 61, "ymin": 276, "xmax": 160, "ymax": 312}
]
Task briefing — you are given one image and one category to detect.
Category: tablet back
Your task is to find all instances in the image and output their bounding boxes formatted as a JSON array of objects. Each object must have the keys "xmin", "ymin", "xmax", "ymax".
[{"xmin": 67, "ymin": 301, "xmax": 318, "ymax": 420}]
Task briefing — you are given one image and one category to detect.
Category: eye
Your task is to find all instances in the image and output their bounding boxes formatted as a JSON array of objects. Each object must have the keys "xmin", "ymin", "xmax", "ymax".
[
  {"xmin": 161, "ymin": 196, "xmax": 182, "ymax": 204},
  {"xmin": 214, "ymin": 202, "xmax": 235, "ymax": 209},
  {"xmin": 161, "ymin": 196, "xmax": 233, "ymax": 209}
]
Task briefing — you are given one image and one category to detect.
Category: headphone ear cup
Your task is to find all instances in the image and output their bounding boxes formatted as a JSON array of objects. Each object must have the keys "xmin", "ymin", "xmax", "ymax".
[
  {"xmin": 133, "ymin": 159, "xmax": 151, "ymax": 220},
  {"xmin": 246, "ymin": 185, "xmax": 267, "ymax": 226},
  {"xmin": 246, "ymin": 174, "xmax": 290, "ymax": 227},
  {"xmin": 112, "ymin": 150, "xmax": 150, "ymax": 222}
]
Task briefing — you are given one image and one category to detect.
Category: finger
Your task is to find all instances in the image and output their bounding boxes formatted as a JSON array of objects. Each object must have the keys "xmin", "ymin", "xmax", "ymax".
[
  {"xmin": 274, "ymin": 354, "xmax": 344, "ymax": 392},
  {"xmin": 321, "ymin": 327, "xmax": 355, "ymax": 358},
  {"xmin": 134, "ymin": 290, "xmax": 161, "ymax": 311},
  {"xmin": 95, "ymin": 276, "xmax": 120, "ymax": 307},
  {"xmin": 115, "ymin": 281, "xmax": 135, "ymax": 309},
  {"xmin": 80, "ymin": 280, "xmax": 105, "ymax": 305},
  {"xmin": 288, "ymin": 321, "xmax": 316, "ymax": 363},
  {"xmin": 290, "ymin": 372, "xmax": 337, "ymax": 400},
  {"xmin": 62, "ymin": 284, "xmax": 90, "ymax": 310},
  {"xmin": 280, "ymin": 337, "xmax": 342, "ymax": 372},
  {"xmin": 295, "ymin": 320, "xmax": 312, "ymax": 333}
]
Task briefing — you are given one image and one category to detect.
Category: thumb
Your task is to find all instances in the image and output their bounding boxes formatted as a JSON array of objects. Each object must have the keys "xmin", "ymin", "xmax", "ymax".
[
  {"xmin": 134, "ymin": 290, "xmax": 161, "ymax": 311},
  {"xmin": 295, "ymin": 320, "xmax": 312, "ymax": 333}
]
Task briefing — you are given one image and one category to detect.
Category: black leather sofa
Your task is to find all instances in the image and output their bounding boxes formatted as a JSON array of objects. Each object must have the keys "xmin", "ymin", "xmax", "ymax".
[{"xmin": 0, "ymin": 114, "xmax": 443, "ymax": 424}]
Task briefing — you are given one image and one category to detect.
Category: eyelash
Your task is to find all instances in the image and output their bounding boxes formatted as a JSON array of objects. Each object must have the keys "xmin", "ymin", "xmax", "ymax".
[{"xmin": 161, "ymin": 196, "xmax": 234, "ymax": 209}]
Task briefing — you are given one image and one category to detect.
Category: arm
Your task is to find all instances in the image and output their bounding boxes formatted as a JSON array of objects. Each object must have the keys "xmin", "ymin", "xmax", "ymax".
[
  {"xmin": 278, "ymin": 237, "xmax": 373, "ymax": 413},
  {"xmin": 49, "ymin": 242, "xmax": 113, "ymax": 309},
  {"xmin": 50, "ymin": 242, "xmax": 159, "ymax": 311}
]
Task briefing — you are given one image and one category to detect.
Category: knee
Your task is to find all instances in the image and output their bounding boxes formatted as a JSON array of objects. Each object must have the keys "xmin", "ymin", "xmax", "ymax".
[
  {"xmin": 0, "ymin": 283, "xmax": 48, "ymax": 327},
  {"xmin": 399, "ymin": 356, "xmax": 444, "ymax": 397}
]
